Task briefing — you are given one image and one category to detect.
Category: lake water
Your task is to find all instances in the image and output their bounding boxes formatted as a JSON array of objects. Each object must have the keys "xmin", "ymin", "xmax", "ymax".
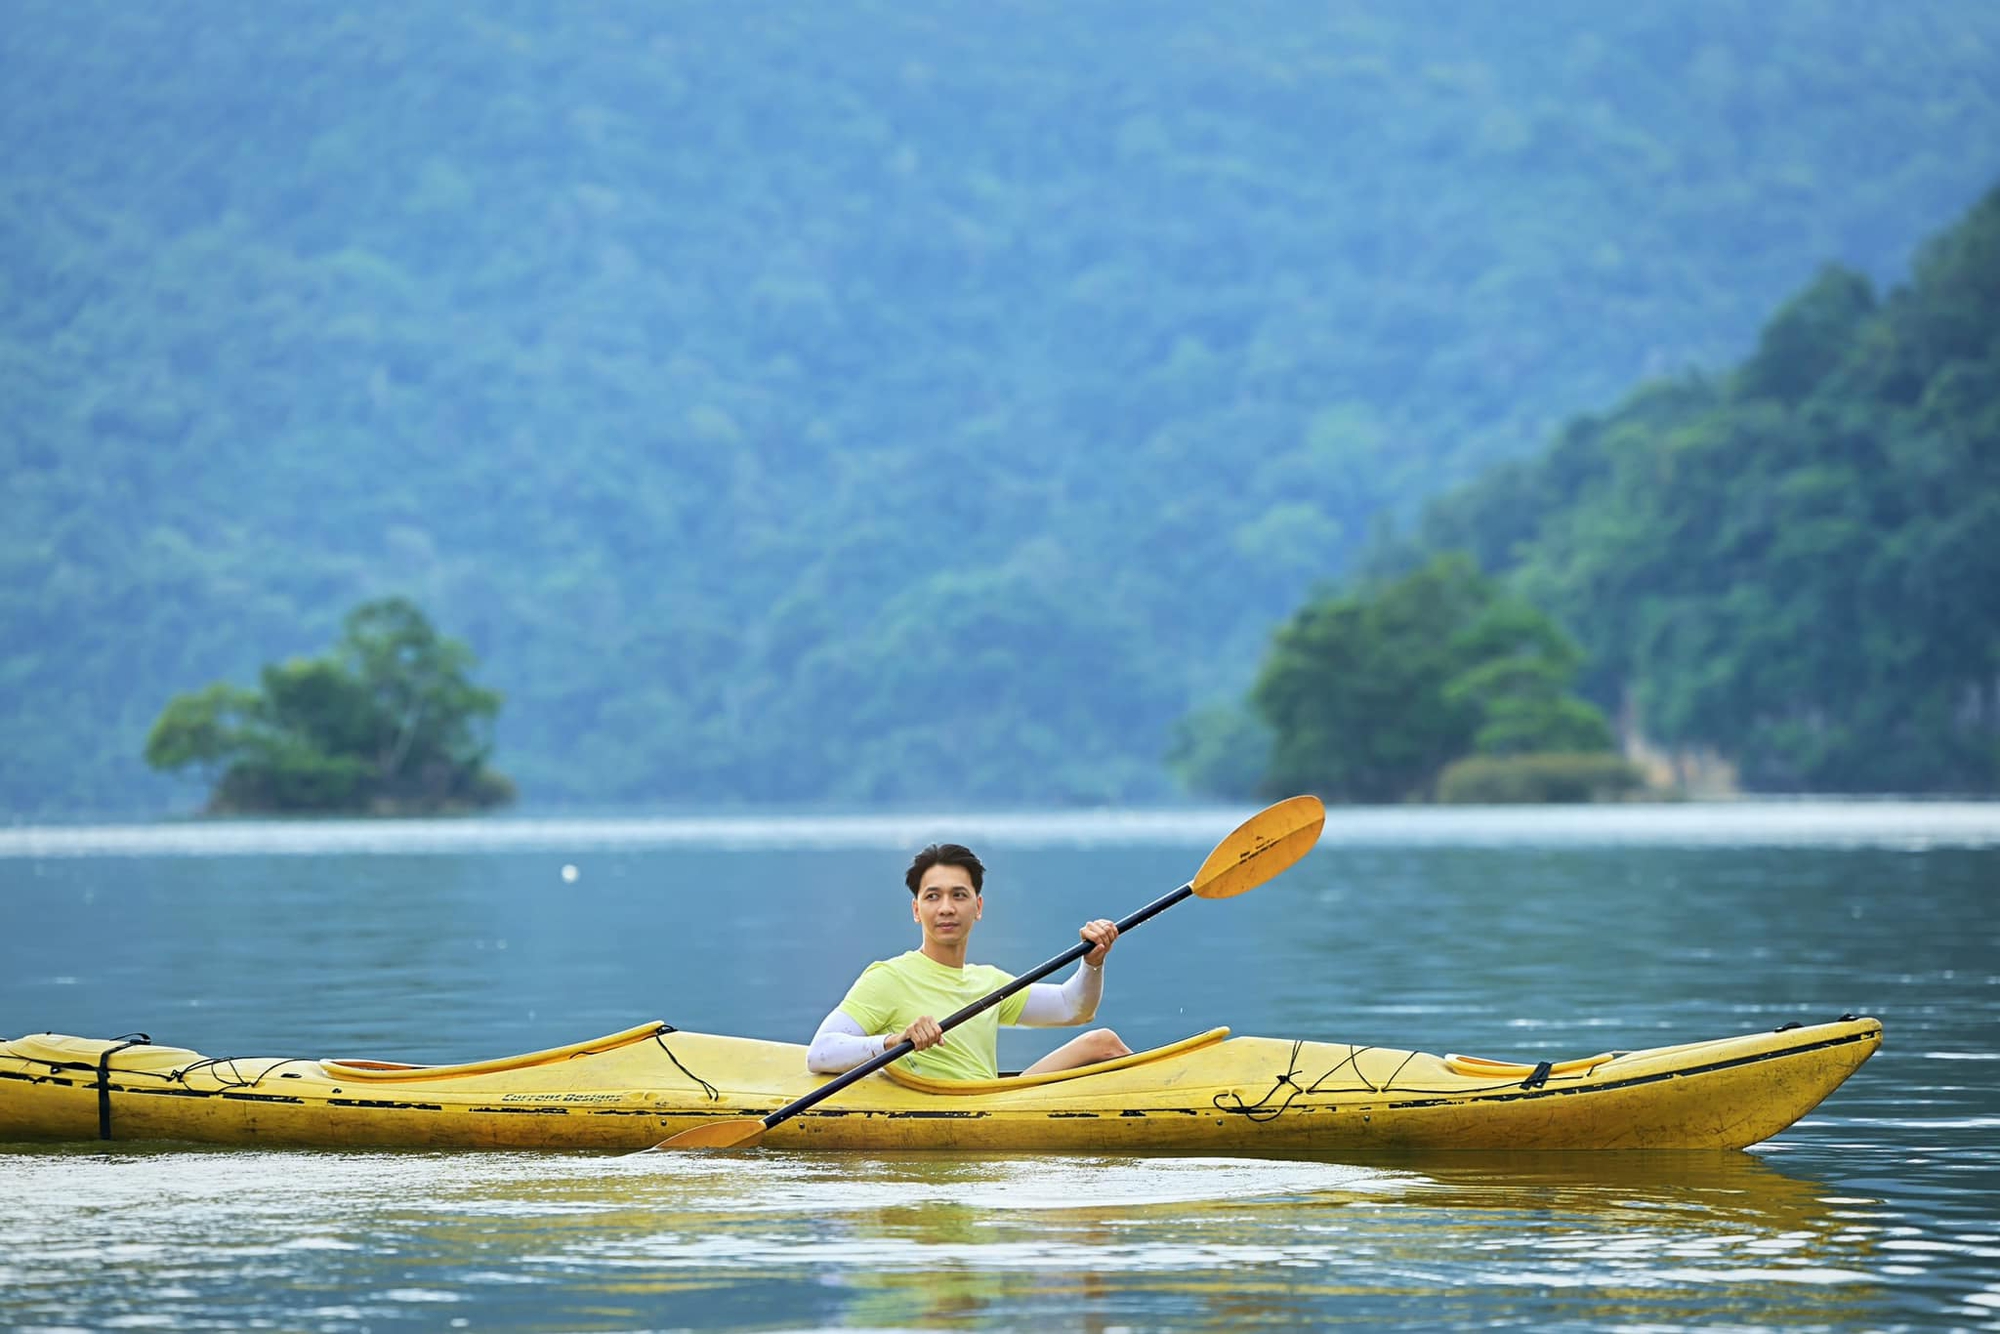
[{"xmin": 2, "ymin": 802, "xmax": 1998, "ymax": 1331}]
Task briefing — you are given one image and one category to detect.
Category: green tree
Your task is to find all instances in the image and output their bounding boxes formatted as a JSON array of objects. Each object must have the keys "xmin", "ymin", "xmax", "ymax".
[
  {"xmin": 144, "ymin": 597, "xmax": 510, "ymax": 814},
  {"xmin": 140, "ymin": 682, "xmax": 263, "ymax": 779},
  {"xmin": 1252, "ymin": 555, "xmax": 1487, "ymax": 802},
  {"xmin": 1733, "ymin": 265, "xmax": 1876, "ymax": 406},
  {"xmin": 1248, "ymin": 554, "xmax": 1614, "ymax": 802},
  {"xmin": 336, "ymin": 598, "xmax": 504, "ymax": 804},
  {"xmin": 1444, "ymin": 599, "xmax": 1617, "ymax": 756}
]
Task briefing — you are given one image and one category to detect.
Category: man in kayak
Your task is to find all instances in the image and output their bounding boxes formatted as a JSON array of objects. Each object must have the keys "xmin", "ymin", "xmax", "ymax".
[{"xmin": 806, "ymin": 842, "xmax": 1132, "ymax": 1081}]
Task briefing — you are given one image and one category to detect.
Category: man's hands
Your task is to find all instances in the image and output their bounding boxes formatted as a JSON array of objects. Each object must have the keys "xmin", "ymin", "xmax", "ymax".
[
  {"xmin": 1080, "ymin": 918, "xmax": 1118, "ymax": 967},
  {"xmin": 896, "ymin": 1015, "xmax": 945, "ymax": 1052}
]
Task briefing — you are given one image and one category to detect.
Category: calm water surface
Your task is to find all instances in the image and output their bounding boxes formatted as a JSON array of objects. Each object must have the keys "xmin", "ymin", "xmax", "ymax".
[{"xmin": 2, "ymin": 803, "xmax": 1997, "ymax": 1331}]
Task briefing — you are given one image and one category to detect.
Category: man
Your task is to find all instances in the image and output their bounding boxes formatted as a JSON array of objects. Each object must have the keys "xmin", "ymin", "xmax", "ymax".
[{"xmin": 806, "ymin": 842, "xmax": 1132, "ymax": 1081}]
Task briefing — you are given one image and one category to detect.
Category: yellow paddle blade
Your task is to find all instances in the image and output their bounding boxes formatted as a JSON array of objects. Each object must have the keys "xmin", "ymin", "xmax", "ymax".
[
  {"xmin": 651, "ymin": 1118, "xmax": 768, "ymax": 1150},
  {"xmin": 1190, "ymin": 794, "xmax": 1325, "ymax": 900}
]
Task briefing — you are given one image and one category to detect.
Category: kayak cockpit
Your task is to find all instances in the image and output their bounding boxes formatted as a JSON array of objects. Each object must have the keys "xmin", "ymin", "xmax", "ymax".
[
  {"xmin": 880, "ymin": 1026, "xmax": 1232, "ymax": 1095},
  {"xmin": 319, "ymin": 1020, "xmax": 672, "ymax": 1081}
]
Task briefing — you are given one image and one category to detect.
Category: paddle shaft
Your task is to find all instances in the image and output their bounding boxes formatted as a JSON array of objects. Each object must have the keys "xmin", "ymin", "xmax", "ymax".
[{"xmin": 751, "ymin": 881, "xmax": 1196, "ymax": 1133}]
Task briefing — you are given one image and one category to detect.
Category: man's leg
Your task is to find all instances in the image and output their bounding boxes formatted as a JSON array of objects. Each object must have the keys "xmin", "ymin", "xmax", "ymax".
[{"xmin": 1021, "ymin": 1028, "xmax": 1132, "ymax": 1076}]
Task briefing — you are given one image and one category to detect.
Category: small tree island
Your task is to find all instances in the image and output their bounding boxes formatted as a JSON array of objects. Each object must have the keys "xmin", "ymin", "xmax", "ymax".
[{"xmin": 144, "ymin": 597, "xmax": 515, "ymax": 815}]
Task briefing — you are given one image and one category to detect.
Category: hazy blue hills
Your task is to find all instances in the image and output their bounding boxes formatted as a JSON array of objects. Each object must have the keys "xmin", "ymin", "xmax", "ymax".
[{"xmin": 6, "ymin": 3, "xmax": 1999, "ymax": 814}]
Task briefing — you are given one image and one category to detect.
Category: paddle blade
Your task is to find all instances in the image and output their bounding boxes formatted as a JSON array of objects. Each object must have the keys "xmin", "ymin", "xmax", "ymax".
[
  {"xmin": 1191, "ymin": 795, "xmax": 1326, "ymax": 900},
  {"xmin": 650, "ymin": 1118, "xmax": 769, "ymax": 1151}
]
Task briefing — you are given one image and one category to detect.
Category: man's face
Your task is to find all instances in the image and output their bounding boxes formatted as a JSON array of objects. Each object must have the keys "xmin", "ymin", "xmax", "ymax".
[{"xmin": 913, "ymin": 863, "xmax": 981, "ymax": 949}]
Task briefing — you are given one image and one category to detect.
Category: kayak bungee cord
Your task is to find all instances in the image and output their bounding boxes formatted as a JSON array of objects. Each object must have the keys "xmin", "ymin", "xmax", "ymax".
[
  {"xmin": 1212, "ymin": 1041, "xmax": 1309, "ymax": 1123},
  {"xmin": 66, "ymin": 1039, "xmax": 325, "ymax": 1141},
  {"xmin": 649, "ymin": 1027, "xmax": 719, "ymax": 1101},
  {"xmin": 1311, "ymin": 1045, "xmax": 1419, "ymax": 1096},
  {"xmin": 1214, "ymin": 1037, "xmax": 1627, "ymax": 1123},
  {"xmin": 1214, "ymin": 1041, "xmax": 1420, "ymax": 1123},
  {"xmin": 1209, "ymin": 1011, "xmax": 1883, "ymax": 1130},
  {"xmin": 55, "ymin": 1023, "xmax": 727, "ymax": 1142},
  {"xmin": 94, "ymin": 1034, "xmax": 150, "ymax": 1139}
]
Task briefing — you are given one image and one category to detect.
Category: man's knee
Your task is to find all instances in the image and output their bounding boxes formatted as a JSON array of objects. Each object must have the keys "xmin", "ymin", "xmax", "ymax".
[{"xmin": 1085, "ymin": 1028, "xmax": 1131, "ymax": 1061}]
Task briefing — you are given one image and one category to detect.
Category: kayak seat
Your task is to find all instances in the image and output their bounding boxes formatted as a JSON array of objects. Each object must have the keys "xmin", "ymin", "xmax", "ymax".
[
  {"xmin": 320, "ymin": 1020, "xmax": 672, "ymax": 1082},
  {"xmin": 881, "ymin": 1026, "xmax": 1231, "ymax": 1095},
  {"xmin": 1444, "ymin": 1050, "xmax": 1620, "ymax": 1080}
]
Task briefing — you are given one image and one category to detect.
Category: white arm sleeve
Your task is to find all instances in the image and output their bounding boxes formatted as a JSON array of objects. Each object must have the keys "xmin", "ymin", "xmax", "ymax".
[
  {"xmin": 806, "ymin": 1009, "xmax": 891, "ymax": 1074},
  {"xmin": 1016, "ymin": 962, "xmax": 1104, "ymax": 1027}
]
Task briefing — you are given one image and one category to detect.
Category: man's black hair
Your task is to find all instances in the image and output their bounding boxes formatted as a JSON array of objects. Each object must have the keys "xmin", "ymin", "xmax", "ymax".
[{"xmin": 905, "ymin": 843, "xmax": 985, "ymax": 895}]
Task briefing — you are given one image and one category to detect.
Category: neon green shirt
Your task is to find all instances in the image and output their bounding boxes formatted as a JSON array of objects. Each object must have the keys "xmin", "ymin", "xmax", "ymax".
[{"xmin": 837, "ymin": 950, "xmax": 1030, "ymax": 1082}]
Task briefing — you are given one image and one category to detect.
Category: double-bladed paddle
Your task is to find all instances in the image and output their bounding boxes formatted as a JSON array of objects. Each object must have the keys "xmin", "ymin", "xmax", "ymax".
[{"xmin": 648, "ymin": 794, "xmax": 1326, "ymax": 1151}]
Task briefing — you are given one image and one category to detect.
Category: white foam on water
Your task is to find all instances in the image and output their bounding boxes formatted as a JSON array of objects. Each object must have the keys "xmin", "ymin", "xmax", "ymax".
[
  {"xmin": 1656, "ymin": 1266, "xmax": 1874, "ymax": 1286},
  {"xmin": 609, "ymin": 1151, "xmax": 1414, "ymax": 1215},
  {"xmin": 382, "ymin": 1288, "xmax": 465, "ymax": 1303}
]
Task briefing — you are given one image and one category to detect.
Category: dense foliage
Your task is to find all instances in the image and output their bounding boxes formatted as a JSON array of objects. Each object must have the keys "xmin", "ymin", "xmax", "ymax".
[
  {"xmin": 7, "ymin": 4, "xmax": 2000, "ymax": 813},
  {"xmin": 1384, "ymin": 186, "xmax": 2000, "ymax": 793},
  {"xmin": 1435, "ymin": 753, "xmax": 1647, "ymax": 805},
  {"xmin": 144, "ymin": 598, "xmax": 512, "ymax": 813},
  {"xmin": 1219, "ymin": 555, "xmax": 1623, "ymax": 803}
]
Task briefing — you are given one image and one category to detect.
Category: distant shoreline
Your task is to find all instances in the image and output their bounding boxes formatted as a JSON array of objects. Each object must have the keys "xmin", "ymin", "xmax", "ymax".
[{"xmin": 4, "ymin": 799, "xmax": 1998, "ymax": 859}]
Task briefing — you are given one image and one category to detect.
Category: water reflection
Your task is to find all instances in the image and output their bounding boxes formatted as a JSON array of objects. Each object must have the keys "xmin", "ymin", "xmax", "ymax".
[{"xmin": 0, "ymin": 1144, "xmax": 1913, "ymax": 1330}]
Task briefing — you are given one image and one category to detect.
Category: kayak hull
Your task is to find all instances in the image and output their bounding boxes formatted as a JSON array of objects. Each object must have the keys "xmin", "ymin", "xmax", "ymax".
[{"xmin": 0, "ymin": 1016, "xmax": 1881, "ymax": 1153}]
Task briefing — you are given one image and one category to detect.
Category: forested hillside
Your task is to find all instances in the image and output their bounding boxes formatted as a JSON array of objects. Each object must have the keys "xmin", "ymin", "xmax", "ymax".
[
  {"xmin": 1385, "ymin": 186, "xmax": 2000, "ymax": 793},
  {"xmin": 6, "ymin": 3, "xmax": 2000, "ymax": 813}
]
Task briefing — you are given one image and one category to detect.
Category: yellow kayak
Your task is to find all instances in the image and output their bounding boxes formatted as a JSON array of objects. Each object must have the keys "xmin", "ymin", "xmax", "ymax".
[{"xmin": 0, "ymin": 1015, "xmax": 1879, "ymax": 1153}]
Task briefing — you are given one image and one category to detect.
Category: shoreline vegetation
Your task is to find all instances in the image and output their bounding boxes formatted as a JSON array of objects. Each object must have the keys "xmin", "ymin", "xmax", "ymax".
[
  {"xmin": 1374, "ymin": 188, "xmax": 2000, "ymax": 800},
  {"xmin": 139, "ymin": 165, "xmax": 2000, "ymax": 826},
  {"xmin": 132, "ymin": 155, "xmax": 1999, "ymax": 822},
  {"xmin": 1171, "ymin": 552, "xmax": 1653, "ymax": 806},
  {"xmin": 10, "ymin": 8, "xmax": 2000, "ymax": 820},
  {"xmin": 1173, "ymin": 185, "xmax": 2000, "ymax": 808}
]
